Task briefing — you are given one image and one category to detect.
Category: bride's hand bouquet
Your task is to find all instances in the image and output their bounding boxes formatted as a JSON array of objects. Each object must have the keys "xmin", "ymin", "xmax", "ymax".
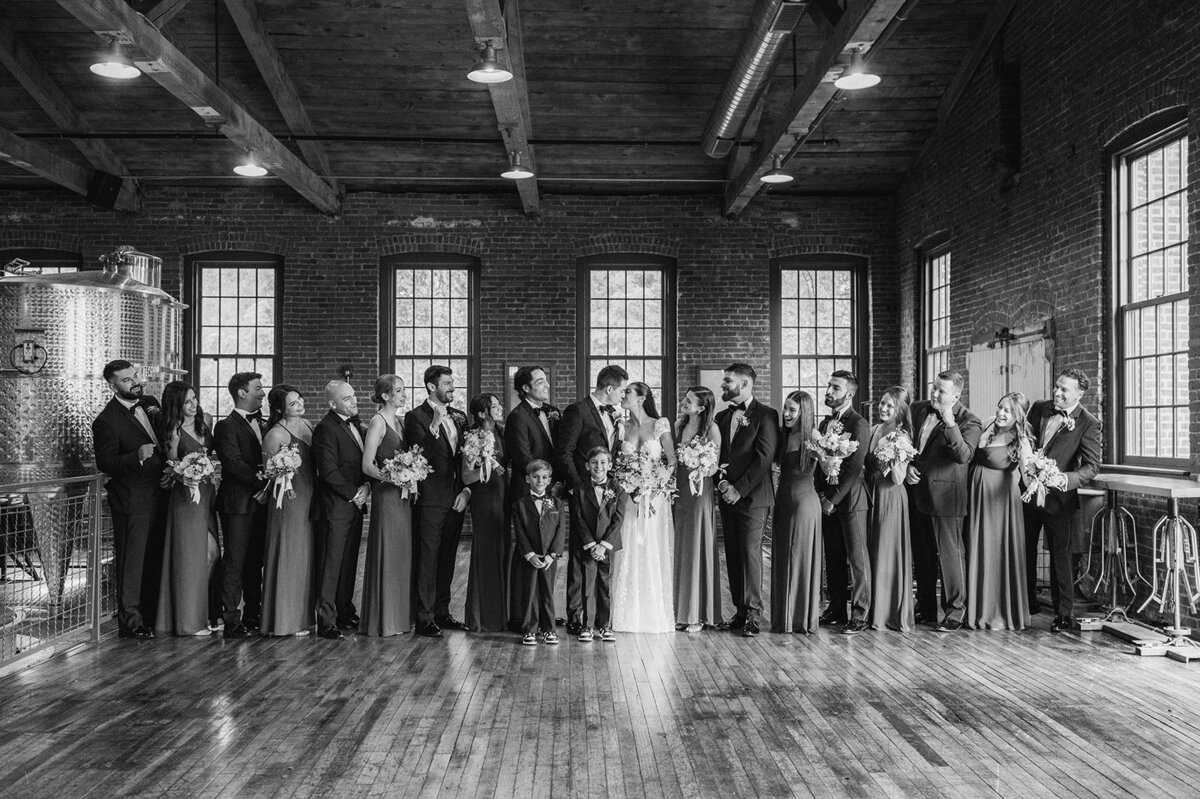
[
  {"xmin": 805, "ymin": 420, "xmax": 859, "ymax": 484},
  {"xmin": 169, "ymin": 450, "xmax": 217, "ymax": 504},
  {"xmin": 380, "ymin": 444, "xmax": 432, "ymax": 501},
  {"xmin": 462, "ymin": 428, "xmax": 500, "ymax": 482},
  {"xmin": 676, "ymin": 435, "xmax": 720, "ymax": 497},
  {"xmin": 872, "ymin": 430, "xmax": 917, "ymax": 485},
  {"xmin": 256, "ymin": 443, "xmax": 303, "ymax": 508},
  {"xmin": 1021, "ymin": 449, "xmax": 1067, "ymax": 507},
  {"xmin": 614, "ymin": 443, "xmax": 677, "ymax": 516}
]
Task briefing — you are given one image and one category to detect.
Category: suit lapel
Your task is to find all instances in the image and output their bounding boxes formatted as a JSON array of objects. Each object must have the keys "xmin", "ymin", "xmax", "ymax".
[{"xmin": 116, "ymin": 399, "xmax": 155, "ymax": 445}]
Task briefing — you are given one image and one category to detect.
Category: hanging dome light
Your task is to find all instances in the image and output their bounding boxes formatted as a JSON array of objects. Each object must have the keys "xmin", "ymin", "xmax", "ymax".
[
  {"xmin": 89, "ymin": 44, "xmax": 140, "ymax": 80},
  {"xmin": 501, "ymin": 152, "xmax": 534, "ymax": 179},
  {"xmin": 467, "ymin": 44, "xmax": 513, "ymax": 84},
  {"xmin": 233, "ymin": 152, "xmax": 268, "ymax": 177},
  {"xmin": 760, "ymin": 155, "xmax": 794, "ymax": 184},
  {"xmin": 834, "ymin": 49, "xmax": 881, "ymax": 90}
]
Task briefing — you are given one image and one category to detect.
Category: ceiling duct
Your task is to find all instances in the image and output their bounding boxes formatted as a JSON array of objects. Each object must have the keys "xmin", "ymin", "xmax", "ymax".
[{"xmin": 700, "ymin": 0, "xmax": 808, "ymax": 158}]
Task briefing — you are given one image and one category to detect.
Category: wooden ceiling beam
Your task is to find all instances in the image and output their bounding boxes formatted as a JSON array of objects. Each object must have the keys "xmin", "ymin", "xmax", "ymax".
[
  {"xmin": 0, "ymin": 13, "xmax": 141, "ymax": 212},
  {"xmin": 465, "ymin": 0, "xmax": 540, "ymax": 216},
  {"xmin": 56, "ymin": 0, "xmax": 340, "ymax": 215},
  {"xmin": 723, "ymin": 0, "xmax": 910, "ymax": 216},
  {"xmin": 221, "ymin": 0, "xmax": 339, "ymax": 196},
  {"xmin": 146, "ymin": 0, "xmax": 192, "ymax": 27},
  {"xmin": 0, "ymin": 125, "xmax": 139, "ymax": 212}
]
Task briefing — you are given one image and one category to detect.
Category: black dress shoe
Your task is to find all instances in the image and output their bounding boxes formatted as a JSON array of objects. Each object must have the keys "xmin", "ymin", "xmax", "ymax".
[
  {"xmin": 742, "ymin": 620, "xmax": 760, "ymax": 637},
  {"xmin": 417, "ymin": 622, "xmax": 443, "ymax": 638},
  {"xmin": 434, "ymin": 615, "xmax": 467, "ymax": 631},
  {"xmin": 565, "ymin": 616, "xmax": 583, "ymax": 636},
  {"xmin": 913, "ymin": 610, "xmax": 933, "ymax": 625},
  {"xmin": 317, "ymin": 626, "xmax": 344, "ymax": 640},
  {"xmin": 842, "ymin": 619, "xmax": 869, "ymax": 635},
  {"xmin": 118, "ymin": 627, "xmax": 138, "ymax": 640},
  {"xmin": 242, "ymin": 616, "xmax": 261, "ymax": 631},
  {"xmin": 718, "ymin": 615, "xmax": 745, "ymax": 631},
  {"xmin": 818, "ymin": 610, "xmax": 847, "ymax": 626},
  {"xmin": 224, "ymin": 623, "xmax": 251, "ymax": 639},
  {"xmin": 1050, "ymin": 615, "xmax": 1075, "ymax": 632},
  {"xmin": 936, "ymin": 618, "xmax": 963, "ymax": 632}
]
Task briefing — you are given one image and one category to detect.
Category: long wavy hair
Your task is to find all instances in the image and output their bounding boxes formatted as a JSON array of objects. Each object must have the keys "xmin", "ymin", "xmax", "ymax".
[
  {"xmin": 468, "ymin": 392, "xmax": 503, "ymax": 430},
  {"xmin": 675, "ymin": 385, "xmax": 715, "ymax": 440},
  {"xmin": 159, "ymin": 380, "xmax": 207, "ymax": 442},
  {"xmin": 879, "ymin": 385, "xmax": 913, "ymax": 439},
  {"xmin": 266, "ymin": 383, "xmax": 303, "ymax": 430},
  {"xmin": 996, "ymin": 391, "xmax": 1032, "ymax": 463},
  {"xmin": 783, "ymin": 389, "xmax": 818, "ymax": 474},
  {"xmin": 626, "ymin": 381, "xmax": 660, "ymax": 419}
]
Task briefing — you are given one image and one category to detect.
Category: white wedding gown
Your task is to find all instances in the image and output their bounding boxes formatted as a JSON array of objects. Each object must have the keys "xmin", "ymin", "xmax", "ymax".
[{"xmin": 611, "ymin": 418, "xmax": 676, "ymax": 633}]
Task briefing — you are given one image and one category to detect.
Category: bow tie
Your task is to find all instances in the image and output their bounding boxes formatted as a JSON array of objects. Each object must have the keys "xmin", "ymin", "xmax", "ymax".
[
  {"xmin": 531, "ymin": 494, "xmax": 547, "ymax": 501},
  {"xmin": 600, "ymin": 404, "xmax": 616, "ymax": 415},
  {"xmin": 1053, "ymin": 408, "xmax": 1069, "ymax": 418},
  {"xmin": 592, "ymin": 481, "xmax": 608, "ymax": 488},
  {"xmin": 247, "ymin": 410, "xmax": 263, "ymax": 422},
  {"xmin": 536, "ymin": 406, "xmax": 552, "ymax": 416},
  {"xmin": 731, "ymin": 402, "xmax": 747, "ymax": 412},
  {"xmin": 129, "ymin": 399, "xmax": 150, "ymax": 412},
  {"xmin": 345, "ymin": 415, "xmax": 360, "ymax": 426}
]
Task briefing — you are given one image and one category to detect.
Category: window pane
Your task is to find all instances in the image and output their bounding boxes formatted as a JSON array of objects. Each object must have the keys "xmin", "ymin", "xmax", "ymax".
[
  {"xmin": 779, "ymin": 264, "xmax": 859, "ymax": 404},
  {"xmin": 585, "ymin": 262, "xmax": 668, "ymax": 408},
  {"xmin": 389, "ymin": 262, "xmax": 475, "ymax": 406}
]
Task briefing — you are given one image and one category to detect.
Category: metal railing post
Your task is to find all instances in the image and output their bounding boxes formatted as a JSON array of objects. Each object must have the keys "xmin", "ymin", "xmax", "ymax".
[{"xmin": 89, "ymin": 476, "xmax": 104, "ymax": 644}]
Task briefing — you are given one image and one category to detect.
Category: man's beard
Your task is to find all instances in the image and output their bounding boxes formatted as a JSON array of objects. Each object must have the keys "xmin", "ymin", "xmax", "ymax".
[{"xmin": 117, "ymin": 384, "xmax": 143, "ymax": 401}]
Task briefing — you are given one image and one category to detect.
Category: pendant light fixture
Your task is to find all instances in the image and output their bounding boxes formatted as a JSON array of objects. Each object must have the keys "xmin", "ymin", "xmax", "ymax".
[
  {"xmin": 233, "ymin": 151, "xmax": 268, "ymax": 177},
  {"xmin": 759, "ymin": 155, "xmax": 794, "ymax": 184},
  {"xmin": 89, "ymin": 43, "xmax": 140, "ymax": 80},
  {"xmin": 467, "ymin": 44, "xmax": 513, "ymax": 84},
  {"xmin": 834, "ymin": 48, "xmax": 881, "ymax": 90},
  {"xmin": 500, "ymin": 152, "xmax": 534, "ymax": 179}
]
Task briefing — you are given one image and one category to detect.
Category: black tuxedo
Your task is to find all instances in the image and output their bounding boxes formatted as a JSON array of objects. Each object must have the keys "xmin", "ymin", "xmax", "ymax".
[
  {"xmin": 504, "ymin": 398, "xmax": 560, "ymax": 626},
  {"xmin": 214, "ymin": 409, "xmax": 268, "ymax": 626},
  {"xmin": 569, "ymin": 479, "xmax": 626, "ymax": 630},
  {"xmin": 404, "ymin": 399, "xmax": 470, "ymax": 626},
  {"xmin": 311, "ymin": 410, "xmax": 368, "ymax": 628},
  {"xmin": 814, "ymin": 406, "xmax": 872, "ymax": 623},
  {"xmin": 92, "ymin": 395, "xmax": 167, "ymax": 632},
  {"xmin": 512, "ymin": 494, "xmax": 566, "ymax": 634},
  {"xmin": 1023, "ymin": 400, "xmax": 1102, "ymax": 617},
  {"xmin": 908, "ymin": 400, "xmax": 983, "ymax": 623},
  {"xmin": 714, "ymin": 397, "xmax": 779, "ymax": 624}
]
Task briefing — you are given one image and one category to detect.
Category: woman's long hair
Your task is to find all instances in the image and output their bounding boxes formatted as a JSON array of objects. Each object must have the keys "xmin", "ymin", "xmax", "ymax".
[
  {"xmin": 160, "ymin": 380, "xmax": 207, "ymax": 442},
  {"xmin": 266, "ymin": 383, "xmax": 303, "ymax": 430},
  {"xmin": 627, "ymin": 381, "xmax": 660, "ymax": 419},
  {"xmin": 784, "ymin": 390, "xmax": 818, "ymax": 474},
  {"xmin": 880, "ymin": 385, "xmax": 913, "ymax": 439},
  {"xmin": 468, "ymin": 392, "xmax": 501, "ymax": 430},
  {"xmin": 998, "ymin": 391, "xmax": 1032, "ymax": 463},
  {"xmin": 676, "ymin": 385, "xmax": 715, "ymax": 440}
]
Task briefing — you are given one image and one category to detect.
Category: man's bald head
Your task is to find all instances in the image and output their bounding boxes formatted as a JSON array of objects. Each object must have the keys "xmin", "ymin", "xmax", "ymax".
[{"xmin": 325, "ymin": 380, "xmax": 358, "ymax": 417}]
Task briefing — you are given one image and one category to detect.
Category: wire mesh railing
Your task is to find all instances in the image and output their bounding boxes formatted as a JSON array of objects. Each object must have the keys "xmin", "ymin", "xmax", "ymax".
[{"xmin": 0, "ymin": 475, "xmax": 112, "ymax": 668}]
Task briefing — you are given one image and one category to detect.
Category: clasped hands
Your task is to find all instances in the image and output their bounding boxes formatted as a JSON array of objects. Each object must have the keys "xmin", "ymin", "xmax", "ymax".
[
  {"xmin": 583, "ymin": 542, "xmax": 610, "ymax": 562},
  {"xmin": 525, "ymin": 552, "xmax": 561, "ymax": 571}
]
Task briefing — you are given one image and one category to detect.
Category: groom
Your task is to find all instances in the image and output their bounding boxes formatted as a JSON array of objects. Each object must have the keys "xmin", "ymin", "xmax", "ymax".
[
  {"xmin": 715, "ymin": 363, "xmax": 778, "ymax": 638},
  {"xmin": 556, "ymin": 364, "xmax": 628, "ymax": 635}
]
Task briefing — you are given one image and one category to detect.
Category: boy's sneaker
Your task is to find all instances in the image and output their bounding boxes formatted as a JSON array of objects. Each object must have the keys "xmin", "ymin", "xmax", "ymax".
[
  {"xmin": 600, "ymin": 628, "xmax": 616, "ymax": 642},
  {"xmin": 521, "ymin": 632, "xmax": 537, "ymax": 646},
  {"xmin": 578, "ymin": 628, "xmax": 594, "ymax": 642},
  {"xmin": 543, "ymin": 630, "xmax": 560, "ymax": 645}
]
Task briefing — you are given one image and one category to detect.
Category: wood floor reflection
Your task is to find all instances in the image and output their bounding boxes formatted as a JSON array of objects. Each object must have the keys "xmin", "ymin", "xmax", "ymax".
[{"xmin": 2, "ymin": 540, "xmax": 1199, "ymax": 798}]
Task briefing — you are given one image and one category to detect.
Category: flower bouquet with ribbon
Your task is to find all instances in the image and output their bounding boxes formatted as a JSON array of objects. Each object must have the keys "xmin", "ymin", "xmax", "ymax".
[
  {"xmin": 872, "ymin": 429, "xmax": 917, "ymax": 485},
  {"xmin": 805, "ymin": 420, "xmax": 859, "ymax": 484},
  {"xmin": 1021, "ymin": 449, "xmax": 1067, "ymax": 507},
  {"xmin": 380, "ymin": 444, "xmax": 432, "ymax": 501},
  {"xmin": 462, "ymin": 428, "xmax": 500, "ymax": 482},
  {"xmin": 676, "ymin": 435, "xmax": 720, "ymax": 497},
  {"xmin": 256, "ymin": 443, "xmax": 302, "ymax": 508},
  {"xmin": 172, "ymin": 450, "xmax": 216, "ymax": 504},
  {"xmin": 613, "ymin": 442, "xmax": 676, "ymax": 516}
]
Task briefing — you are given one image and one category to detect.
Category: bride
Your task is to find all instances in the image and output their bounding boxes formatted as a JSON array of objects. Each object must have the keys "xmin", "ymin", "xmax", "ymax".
[{"xmin": 611, "ymin": 382, "xmax": 676, "ymax": 633}]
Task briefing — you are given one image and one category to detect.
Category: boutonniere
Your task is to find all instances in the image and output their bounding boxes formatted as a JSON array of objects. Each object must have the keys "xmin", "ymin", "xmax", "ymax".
[
  {"xmin": 1062, "ymin": 415, "xmax": 1076, "ymax": 432},
  {"xmin": 602, "ymin": 487, "xmax": 616, "ymax": 504},
  {"xmin": 547, "ymin": 410, "xmax": 561, "ymax": 423},
  {"xmin": 448, "ymin": 409, "xmax": 467, "ymax": 427},
  {"xmin": 736, "ymin": 414, "xmax": 751, "ymax": 429},
  {"xmin": 146, "ymin": 406, "xmax": 160, "ymax": 419}
]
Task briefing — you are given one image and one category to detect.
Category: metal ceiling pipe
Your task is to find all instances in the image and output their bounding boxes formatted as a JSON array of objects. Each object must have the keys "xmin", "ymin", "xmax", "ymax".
[{"xmin": 700, "ymin": 0, "xmax": 809, "ymax": 158}]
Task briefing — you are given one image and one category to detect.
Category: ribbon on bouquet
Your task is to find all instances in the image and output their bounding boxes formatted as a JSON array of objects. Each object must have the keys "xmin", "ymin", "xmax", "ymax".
[
  {"xmin": 185, "ymin": 481, "xmax": 201, "ymax": 505},
  {"xmin": 1021, "ymin": 479, "xmax": 1048, "ymax": 508},
  {"xmin": 822, "ymin": 455, "xmax": 845, "ymax": 484},
  {"xmin": 688, "ymin": 467, "xmax": 704, "ymax": 497},
  {"xmin": 271, "ymin": 472, "xmax": 295, "ymax": 509},
  {"xmin": 401, "ymin": 482, "xmax": 419, "ymax": 502}
]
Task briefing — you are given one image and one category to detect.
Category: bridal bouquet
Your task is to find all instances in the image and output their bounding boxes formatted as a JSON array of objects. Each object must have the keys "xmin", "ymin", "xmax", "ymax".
[
  {"xmin": 172, "ymin": 450, "xmax": 216, "ymax": 504},
  {"xmin": 381, "ymin": 444, "xmax": 432, "ymax": 501},
  {"xmin": 805, "ymin": 420, "xmax": 859, "ymax": 484},
  {"xmin": 257, "ymin": 443, "xmax": 302, "ymax": 508},
  {"xmin": 873, "ymin": 430, "xmax": 917, "ymax": 484},
  {"xmin": 461, "ymin": 428, "xmax": 500, "ymax": 482},
  {"xmin": 676, "ymin": 435, "xmax": 720, "ymax": 497},
  {"xmin": 1021, "ymin": 449, "xmax": 1067, "ymax": 507},
  {"xmin": 613, "ymin": 444, "xmax": 676, "ymax": 516}
]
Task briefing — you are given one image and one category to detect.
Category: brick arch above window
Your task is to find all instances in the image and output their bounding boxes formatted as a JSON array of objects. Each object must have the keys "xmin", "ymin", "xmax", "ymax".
[
  {"xmin": 0, "ymin": 231, "xmax": 82, "ymax": 253},
  {"xmin": 1101, "ymin": 100, "xmax": 1187, "ymax": 151},
  {"xmin": 770, "ymin": 236, "xmax": 874, "ymax": 260},
  {"xmin": 572, "ymin": 234, "xmax": 680, "ymax": 259},
  {"xmin": 176, "ymin": 232, "xmax": 291, "ymax": 257},
  {"xmin": 377, "ymin": 234, "xmax": 484, "ymax": 258}
]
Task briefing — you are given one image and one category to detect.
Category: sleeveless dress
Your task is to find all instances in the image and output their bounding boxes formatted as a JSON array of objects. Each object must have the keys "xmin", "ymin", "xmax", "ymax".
[
  {"xmin": 360, "ymin": 420, "xmax": 413, "ymax": 636},
  {"xmin": 260, "ymin": 427, "xmax": 315, "ymax": 636},
  {"xmin": 465, "ymin": 427, "xmax": 511, "ymax": 632},
  {"xmin": 770, "ymin": 446, "xmax": 822, "ymax": 633},
  {"xmin": 673, "ymin": 427, "xmax": 723, "ymax": 627},
  {"xmin": 865, "ymin": 424, "xmax": 914, "ymax": 632},
  {"xmin": 611, "ymin": 417, "xmax": 676, "ymax": 633},
  {"xmin": 156, "ymin": 429, "xmax": 219, "ymax": 636},
  {"xmin": 965, "ymin": 441, "xmax": 1030, "ymax": 630}
]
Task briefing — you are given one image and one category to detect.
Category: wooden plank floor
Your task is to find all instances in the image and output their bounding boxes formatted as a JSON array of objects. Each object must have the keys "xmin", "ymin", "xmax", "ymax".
[{"xmin": 2, "ymin": 540, "xmax": 1200, "ymax": 799}]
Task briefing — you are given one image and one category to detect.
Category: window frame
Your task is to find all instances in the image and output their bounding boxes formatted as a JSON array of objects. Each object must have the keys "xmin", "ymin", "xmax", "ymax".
[
  {"xmin": 920, "ymin": 246, "xmax": 952, "ymax": 395},
  {"xmin": 0, "ymin": 247, "xmax": 83, "ymax": 274},
  {"xmin": 378, "ymin": 252, "xmax": 481, "ymax": 409},
  {"xmin": 770, "ymin": 254, "xmax": 869, "ymax": 411},
  {"xmin": 183, "ymin": 250, "xmax": 285, "ymax": 422},
  {"xmin": 575, "ymin": 253, "xmax": 677, "ymax": 413}
]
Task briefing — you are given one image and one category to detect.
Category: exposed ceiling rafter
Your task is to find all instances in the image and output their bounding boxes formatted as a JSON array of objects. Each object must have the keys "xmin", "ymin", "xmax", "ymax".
[{"xmin": 0, "ymin": 125, "xmax": 139, "ymax": 212}]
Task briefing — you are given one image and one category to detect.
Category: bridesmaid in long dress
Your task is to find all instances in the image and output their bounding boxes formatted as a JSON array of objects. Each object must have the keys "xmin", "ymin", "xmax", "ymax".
[
  {"xmin": 359, "ymin": 374, "xmax": 414, "ymax": 636},
  {"xmin": 155, "ymin": 381, "xmax": 220, "ymax": 637},
  {"xmin": 463, "ymin": 393, "xmax": 511, "ymax": 632},
  {"xmin": 966, "ymin": 391, "xmax": 1034, "ymax": 630},
  {"xmin": 865, "ymin": 386, "xmax": 916, "ymax": 632},
  {"xmin": 673, "ymin": 386, "xmax": 723, "ymax": 632},
  {"xmin": 770, "ymin": 390, "xmax": 822, "ymax": 634},
  {"xmin": 260, "ymin": 384, "xmax": 315, "ymax": 636}
]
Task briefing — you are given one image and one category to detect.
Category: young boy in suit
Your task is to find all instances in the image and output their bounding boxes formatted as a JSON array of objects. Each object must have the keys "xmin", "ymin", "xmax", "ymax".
[
  {"xmin": 569, "ymin": 446, "xmax": 626, "ymax": 642},
  {"xmin": 512, "ymin": 459, "xmax": 567, "ymax": 645}
]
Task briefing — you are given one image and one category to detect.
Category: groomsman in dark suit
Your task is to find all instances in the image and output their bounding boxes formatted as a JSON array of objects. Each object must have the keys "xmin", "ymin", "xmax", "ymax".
[
  {"xmin": 214, "ymin": 372, "xmax": 267, "ymax": 638},
  {"xmin": 815, "ymin": 370, "xmax": 872, "ymax": 634},
  {"xmin": 567, "ymin": 447, "xmax": 626, "ymax": 641},
  {"xmin": 1023, "ymin": 368, "xmax": 1102, "ymax": 631},
  {"xmin": 404, "ymin": 365, "xmax": 473, "ymax": 638},
  {"xmin": 311, "ymin": 380, "xmax": 370, "ymax": 640},
  {"xmin": 907, "ymin": 370, "xmax": 983, "ymax": 631},
  {"xmin": 555, "ymin": 363, "xmax": 627, "ymax": 634},
  {"xmin": 504, "ymin": 364, "xmax": 562, "ymax": 629},
  {"xmin": 715, "ymin": 363, "xmax": 779, "ymax": 638},
  {"xmin": 92, "ymin": 359, "xmax": 167, "ymax": 639}
]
